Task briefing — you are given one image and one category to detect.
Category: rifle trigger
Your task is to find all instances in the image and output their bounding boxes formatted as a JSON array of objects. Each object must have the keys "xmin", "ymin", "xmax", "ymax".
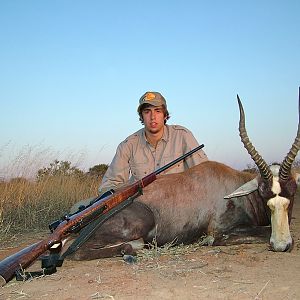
[{"xmin": 138, "ymin": 185, "xmax": 143, "ymax": 196}]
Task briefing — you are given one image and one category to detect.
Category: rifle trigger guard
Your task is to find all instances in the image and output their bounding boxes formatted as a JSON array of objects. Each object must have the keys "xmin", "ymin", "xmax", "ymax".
[{"xmin": 138, "ymin": 184, "xmax": 143, "ymax": 196}]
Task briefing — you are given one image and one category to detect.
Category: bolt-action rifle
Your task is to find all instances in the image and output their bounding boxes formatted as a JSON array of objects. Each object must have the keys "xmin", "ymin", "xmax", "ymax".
[{"xmin": 0, "ymin": 144, "xmax": 204, "ymax": 286}]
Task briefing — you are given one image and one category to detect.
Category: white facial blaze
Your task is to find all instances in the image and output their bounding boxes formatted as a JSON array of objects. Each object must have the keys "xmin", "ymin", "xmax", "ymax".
[{"xmin": 267, "ymin": 177, "xmax": 292, "ymax": 251}]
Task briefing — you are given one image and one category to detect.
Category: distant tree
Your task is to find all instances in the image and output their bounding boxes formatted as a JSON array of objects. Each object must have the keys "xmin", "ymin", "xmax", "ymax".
[
  {"xmin": 36, "ymin": 160, "xmax": 84, "ymax": 181},
  {"xmin": 87, "ymin": 164, "xmax": 108, "ymax": 179},
  {"xmin": 241, "ymin": 163, "xmax": 258, "ymax": 174}
]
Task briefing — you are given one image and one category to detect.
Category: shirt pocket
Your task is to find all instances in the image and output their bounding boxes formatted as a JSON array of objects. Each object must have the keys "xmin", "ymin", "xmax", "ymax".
[
  {"xmin": 161, "ymin": 153, "xmax": 185, "ymax": 174},
  {"xmin": 130, "ymin": 162, "xmax": 151, "ymax": 180}
]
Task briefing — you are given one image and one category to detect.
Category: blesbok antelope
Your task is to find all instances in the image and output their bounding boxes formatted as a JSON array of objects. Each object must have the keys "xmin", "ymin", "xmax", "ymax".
[{"xmin": 67, "ymin": 92, "xmax": 300, "ymax": 260}]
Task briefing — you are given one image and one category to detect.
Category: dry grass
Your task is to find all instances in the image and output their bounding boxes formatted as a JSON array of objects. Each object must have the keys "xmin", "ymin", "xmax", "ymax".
[
  {"xmin": 138, "ymin": 234, "xmax": 215, "ymax": 262},
  {"xmin": 0, "ymin": 145, "xmax": 102, "ymax": 239},
  {"xmin": 0, "ymin": 174, "xmax": 99, "ymax": 239}
]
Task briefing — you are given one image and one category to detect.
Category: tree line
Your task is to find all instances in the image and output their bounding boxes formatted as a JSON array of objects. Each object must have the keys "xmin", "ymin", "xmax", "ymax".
[
  {"xmin": 35, "ymin": 160, "xmax": 108, "ymax": 182},
  {"xmin": 1, "ymin": 160, "xmax": 108, "ymax": 183}
]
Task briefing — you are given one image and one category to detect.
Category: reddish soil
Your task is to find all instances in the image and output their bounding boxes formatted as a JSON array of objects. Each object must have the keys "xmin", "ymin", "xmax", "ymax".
[{"xmin": 1, "ymin": 199, "xmax": 300, "ymax": 300}]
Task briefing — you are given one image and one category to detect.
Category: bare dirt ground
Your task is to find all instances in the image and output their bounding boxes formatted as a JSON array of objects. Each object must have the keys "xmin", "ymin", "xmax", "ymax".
[{"xmin": 1, "ymin": 198, "xmax": 300, "ymax": 300}]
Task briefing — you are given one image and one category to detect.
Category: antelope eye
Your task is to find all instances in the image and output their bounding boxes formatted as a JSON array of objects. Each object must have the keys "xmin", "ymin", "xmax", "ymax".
[
  {"xmin": 280, "ymin": 179, "xmax": 297, "ymax": 198},
  {"xmin": 258, "ymin": 181, "xmax": 276, "ymax": 199}
]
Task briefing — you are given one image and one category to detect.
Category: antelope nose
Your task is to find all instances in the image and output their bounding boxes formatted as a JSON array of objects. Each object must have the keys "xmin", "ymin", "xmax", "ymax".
[
  {"xmin": 284, "ymin": 241, "xmax": 293, "ymax": 252},
  {"xmin": 270, "ymin": 241, "xmax": 293, "ymax": 252}
]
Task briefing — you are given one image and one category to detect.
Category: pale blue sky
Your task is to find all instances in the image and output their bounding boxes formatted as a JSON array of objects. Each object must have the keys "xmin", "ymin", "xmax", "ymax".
[{"xmin": 0, "ymin": 1, "xmax": 300, "ymax": 177}]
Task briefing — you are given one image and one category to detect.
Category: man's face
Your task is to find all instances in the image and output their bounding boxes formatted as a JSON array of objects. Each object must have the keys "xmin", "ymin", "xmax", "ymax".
[{"xmin": 142, "ymin": 105, "xmax": 166, "ymax": 134}]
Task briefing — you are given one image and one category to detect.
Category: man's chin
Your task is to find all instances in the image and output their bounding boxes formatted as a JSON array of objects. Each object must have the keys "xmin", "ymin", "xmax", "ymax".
[
  {"xmin": 149, "ymin": 128, "xmax": 160, "ymax": 134},
  {"xmin": 145, "ymin": 124, "xmax": 164, "ymax": 134}
]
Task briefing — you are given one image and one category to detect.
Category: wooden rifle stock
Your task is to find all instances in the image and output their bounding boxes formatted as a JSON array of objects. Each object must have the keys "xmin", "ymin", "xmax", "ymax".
[{"xmin": 0, "ymin": 144, "xmax": 204, "ymax": 286}]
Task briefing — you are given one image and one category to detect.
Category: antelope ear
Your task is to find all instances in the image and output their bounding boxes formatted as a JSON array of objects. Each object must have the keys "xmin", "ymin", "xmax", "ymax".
[
  {"xmin": 294, "ymin": 173, "xmax": 300, "ymax": 185},
  {"xmin": 224, "ymin": 178, "xmax": 258, "ymax": 199}
]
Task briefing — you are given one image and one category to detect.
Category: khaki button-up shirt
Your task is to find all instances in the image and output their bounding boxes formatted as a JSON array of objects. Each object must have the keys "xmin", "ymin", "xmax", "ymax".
[{"xmin": 99, "ymin": 125, "xmax": 208, "ymax": 194}]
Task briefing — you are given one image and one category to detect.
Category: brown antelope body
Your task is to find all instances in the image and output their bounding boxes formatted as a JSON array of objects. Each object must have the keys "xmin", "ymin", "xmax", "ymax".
[{"xmin": 67, "ymin": 92, "xmax": 300, "ymax": 260}]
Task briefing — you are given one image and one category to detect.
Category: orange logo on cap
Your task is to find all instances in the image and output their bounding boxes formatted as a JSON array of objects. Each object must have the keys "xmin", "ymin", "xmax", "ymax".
[{"xmin": 144, "ymin": 92, "xmax": 156, "ymax": 101}]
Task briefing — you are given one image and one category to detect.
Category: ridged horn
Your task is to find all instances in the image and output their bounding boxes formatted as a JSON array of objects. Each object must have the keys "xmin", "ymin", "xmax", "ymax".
[
  {"xmin": 237, "ymin": 95, "xmax": 273, "ymax": 181},
  {"xmin": 279, "ymin": 87, "xmax": 300, "ymax": 181}
]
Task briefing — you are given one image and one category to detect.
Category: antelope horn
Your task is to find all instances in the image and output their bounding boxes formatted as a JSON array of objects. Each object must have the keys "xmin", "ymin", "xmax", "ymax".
[
  {"xmin": 279, "ymin": 87, "xmax": 300, "ymax": 181},
  {"xmin": 237, "ymin": 95, "xmax": 273, "ymax": 181}
]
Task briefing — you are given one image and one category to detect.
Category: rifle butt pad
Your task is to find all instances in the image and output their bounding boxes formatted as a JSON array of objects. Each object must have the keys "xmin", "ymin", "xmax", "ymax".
[{"xmin": 0, "ymin": 275, "xmax": 6, "ymax": 287}]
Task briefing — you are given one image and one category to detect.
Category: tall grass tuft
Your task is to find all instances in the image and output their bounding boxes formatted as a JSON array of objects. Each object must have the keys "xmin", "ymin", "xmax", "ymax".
[
  {"xmin": 0, "ymin": 145, "xmax": 105, "ymax": 238},
  {"xmin": 0, "ymin": 173, "xmax": 99, "ymax": 236}
]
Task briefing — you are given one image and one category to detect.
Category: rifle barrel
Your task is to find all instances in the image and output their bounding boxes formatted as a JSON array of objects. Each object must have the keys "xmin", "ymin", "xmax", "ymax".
[{"xmin": 155, "ymin": 144, "xmax": 204, "ymax": 175}]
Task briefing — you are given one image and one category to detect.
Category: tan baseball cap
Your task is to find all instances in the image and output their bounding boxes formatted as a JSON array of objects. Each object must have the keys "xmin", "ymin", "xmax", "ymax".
[{"xmin": 138, "ymin": 91, "xmax": 167, "ymax": 112}]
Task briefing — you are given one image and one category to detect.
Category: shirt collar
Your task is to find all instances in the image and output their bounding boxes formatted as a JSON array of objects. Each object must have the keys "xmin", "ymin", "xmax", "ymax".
[
  {"xmin": 162, "ymin": 125, "xmax": 169, "ymax": 142},
  {"xmin": 141, "ymin": 125, "xmax": 169, "ymax": 147}
]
